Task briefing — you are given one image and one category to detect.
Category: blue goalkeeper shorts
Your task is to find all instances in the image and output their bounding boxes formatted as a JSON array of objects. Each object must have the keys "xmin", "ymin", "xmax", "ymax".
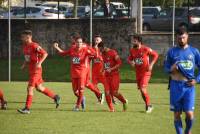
[{"xmin": 170, "ymin": 80, "xmax": 195, "ymax": 112}]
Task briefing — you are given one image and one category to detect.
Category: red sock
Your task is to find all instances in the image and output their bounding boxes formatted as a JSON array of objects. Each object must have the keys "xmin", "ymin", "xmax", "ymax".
[
  {"xmin": 42, "ymin": 88, "xmax": 56, "ymax": 99},
  {"xmin": 76, "ymin": 90, "xmax": 83, "ymax": 108},
  {"xmin": 0, "ymin": 90, "xmax": 4, "ymax": 102},
  {"xmin": 105, "ymin": 95, "xmax": 114, "ymax": 111},
  {"xmin": 86, "ymin": 82, "xmax": 101, "ymax": 99},
  {"xmin": 142, "ymin": 93, "xmax": 150, "ymax": 106},
  {"xmin": 115, "ymin": 93, "xmax": 126, "ymax": 103},
  {"xmin": 25, "ymin": 95, "xmax": 33, "ymax": 109}
]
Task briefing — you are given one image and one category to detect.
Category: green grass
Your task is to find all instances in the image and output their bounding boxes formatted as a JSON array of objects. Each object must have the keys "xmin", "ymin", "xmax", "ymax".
[
  {"xmin": 0, "ymin": 57, "xmax": 168, "ymax": 82},
  {"xmin": 0, "ymin": 82, "xmax": 199, "ymax": 134}
]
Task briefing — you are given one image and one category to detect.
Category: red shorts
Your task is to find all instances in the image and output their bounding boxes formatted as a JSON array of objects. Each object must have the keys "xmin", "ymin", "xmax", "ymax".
[
  {"xmin": 92, "ymin": 75, "xmax": 109, "ymax": 91},
  {"xmin": 136, "ymin": 74, "xmax": 151, "ymax": 89},
  {"xmin": 105, "ymin": 73, "xmax": 120, "ymax": 93},
  {"xmin": 28, "ymin": 74, "xmax": 43, "ymax": 87},
  {"xmin": 71, "ymin": 75, "xmax": 86, "ymax": 93}
]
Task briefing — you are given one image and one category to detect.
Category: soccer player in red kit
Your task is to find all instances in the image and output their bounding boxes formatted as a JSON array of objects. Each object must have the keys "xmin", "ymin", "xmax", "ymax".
[
  {"xmin": 0, "ymin": 89, "xmax": 7, "ymax": 110},
  {"xmin": 17, "ymin": 30, "xmax": 61, "ymax": 114},
  {"xmin": 54, "ymin": 37, "xmax": 101, "ymax": 111},
  {"xmin": 127, "ymin": 34, "xmax": 158, "ymax": 113},
  {"xmin": 98, "ymin": 42, "xmax": 128, "ymax": 112}
]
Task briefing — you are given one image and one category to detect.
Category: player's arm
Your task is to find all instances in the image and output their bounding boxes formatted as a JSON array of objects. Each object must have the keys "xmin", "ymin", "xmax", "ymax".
[
  {"xmin": 127, "ymin": 52, "xmax": 135, "ymax": 68},
  {"xmin": 106, "ymin": 54, "xmax": 122, "ymax": 73},
  {"xmin": 53, "ymin": 42, "xmax": 71, "ymax": 56},
  {"xmin": 148, "ymin": 48, "xmax": 159, "ymax": 71},
  {"xmin": 21, "ymin": 61, "xmax": 28, "ymax": 70},
  {"xmin": 164, "ymin": 49, "xmax": 174, "ymax": 74},
  {"xmin": 35, "ymin": 46, "xmax": 48, "ymax": 68},
  {"xmin": 194, "ymin": 49, "xmax": 200, "ymax": 84}
]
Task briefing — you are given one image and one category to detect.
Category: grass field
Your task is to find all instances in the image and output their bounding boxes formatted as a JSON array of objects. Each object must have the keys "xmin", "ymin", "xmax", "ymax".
[{"xmin": 0, "ymin": 82, "xmax": 199, "ymax": 134}]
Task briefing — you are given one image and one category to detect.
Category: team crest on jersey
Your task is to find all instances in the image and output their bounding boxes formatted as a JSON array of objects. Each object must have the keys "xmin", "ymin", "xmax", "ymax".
[
  {"xmin": 72, "ymin": 57, "xmax": 80, "ymax": 64},
  {"xmin": 104, "ymin": 62, "xmax": 110, "ymax": 69},
  {"xmin": 188, "ymin": 54, "xmax": 193, "ymax": 60},
  {"xmin": 94, "ymin": 58, "xmax": 101, "ymax": 63}
]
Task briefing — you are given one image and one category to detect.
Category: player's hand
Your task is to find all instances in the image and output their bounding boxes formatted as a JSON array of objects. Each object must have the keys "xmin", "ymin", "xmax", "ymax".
[
  {"xmin": 130, "ymin": 60, "xmax": 135, "ymax": 68},
  {"xmin": 187, "ymin": 79, "xmax": 196, "ymax": 86},
  {"xmin": 53, "ymin": 42, "xmax": 59, "ymax": 49},
  {"xmin": 106, "ymin": 68, "xmax": 112, "ymax": 73},
  {"xmin": 170, "ymin": 63, "xmax": 178, "ymax": 73},
  {"xmin": 20, "ymin": 64, "xmax": 26, "ymax": 70},
  {"xmin": 36, "ymin": 63, "xmax": 42, "ymax": 68},
  {"xmin": 148, "ymin": 64, "xmax": 153, "ymax": 72}
]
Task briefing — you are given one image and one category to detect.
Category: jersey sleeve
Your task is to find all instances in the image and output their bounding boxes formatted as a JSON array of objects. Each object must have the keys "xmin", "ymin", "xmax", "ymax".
[
  {"xmin": 127, "ymin": 50, "xmax": 133, "ymax": 64},
  {"xmin": 164, "ymin": 49, "xmax": 172, "ymax": 74},
  {"xmin": 147, "ymin": 47, "xmax": 159, "ymax": 63},
  {"xmin": 113, "ymin": 50, "xmax": 122, "ymax": 66},
  {"xmin": 58, "ymin": 49, "xmax": 71, "ymax": 56},
  {"xmin": 33, "ymin": 43, "xmax": 47, "ymax": 55},
  {"xmin": 194, "ymin": 48, "xmax": 200, "ymax": 83}
]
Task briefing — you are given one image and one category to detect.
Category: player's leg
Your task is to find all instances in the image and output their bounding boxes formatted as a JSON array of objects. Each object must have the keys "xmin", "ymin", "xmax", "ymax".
[
  {"xmin": 17, "ymin": 85, "xmax": 34, "ymax": 114},
  {"xmin": 72, "ymin": 78, "xmax": 79, "ymax": 97},
  {"xmin": 102, "ymin": 77, "xmax": 114, "ymax": 112},
  {"xmin": 73, "ymin": 77, "xmax": 85, "ymax": 111},
  {"xmin": 36, "ymin": 83, "xmax": 61, "ymax": 108},
  {"xmin": 174, "ymin": 112, "xmax": 183, "ymax": 134},
  {"xmin": 110, "ymin": 74, "xmax": 128, "ymax": 111},
  {"xmin": 184, "ymin": 86, "xmax": 195, "ymax": 134},
  {"xmin": 0, "ymin": 89, "xmax": 7, "ymax": 110},
  {"xmin": 138, "ymin": 75, "xmax": 152, "ymax": 112},
  {"xmin": 170, "ymin": 80, "xmax": 184, "ymax": 134}
]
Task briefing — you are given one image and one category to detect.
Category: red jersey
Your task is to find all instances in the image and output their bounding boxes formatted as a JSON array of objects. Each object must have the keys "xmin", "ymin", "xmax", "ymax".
[
  {"xmin": 128, "ymin": 45, "xmax": 158, "ymax": 77},
  {"xmin": 92, "ymin": 48, "xmax": 104, "ymax": 77},
  {"xmin": 59, "ymin": 46, "xmax": 96, "ymax": 78},
  {"xmin": 23, "ymin": 42, "xmax": 47, "ymax": 76},
  {"xmin": 102, "ymin": 49, "xmax": 122, "ymax": 76}
]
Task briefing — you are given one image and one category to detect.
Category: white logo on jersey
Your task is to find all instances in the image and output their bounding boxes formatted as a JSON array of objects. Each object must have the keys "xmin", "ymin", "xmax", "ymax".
[
  {"xmin": 104, "ymin": 62, "xmax": 110, "ymax": 69},
  {"xmin": 24, "ymin": 55, "xmax": 30, "ymax": 62},
  {"xmin": 179, "ymin": 60, "xmax": 193, "ymax": 70},
  {"xmin": 72, "ymin": 57, "xmax": 80, "ymax": 64},
  {"xmin": 135, "ymin": 58, "xmax": 143, "ymax": 65}
]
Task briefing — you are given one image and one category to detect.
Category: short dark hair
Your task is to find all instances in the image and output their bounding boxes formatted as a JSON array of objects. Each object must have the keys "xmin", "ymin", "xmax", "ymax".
[
  {"xmin": 94, "ymin": 34, "xmax": 101, "ymax": 38},
  {"xmin": 98, "ymin": 41, "xmax": 104, "ymax": 48},
  {"xmin": 70, "ymin": 32, "xmax": 80, "ymax": 39},
  {"xmin": 132, "ymin": 34, "xmax": 142, "ymax": 43},
  {"xmin": 75, "ymin": 36, "xmax": 83, "ymax": 41},
  {"xmin": 176, "ymin": 27, "xmax": 188, "ymax": 35},
  {"xmin": 21, "ymin": 30, "xmax": 32, "ymax": 36}
]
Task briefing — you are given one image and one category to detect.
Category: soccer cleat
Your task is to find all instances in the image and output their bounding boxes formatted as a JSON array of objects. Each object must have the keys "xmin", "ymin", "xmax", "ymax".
[
  {"xmin": 109, "ymin": 109, "xmax": 115, "ymax": 112},
  {"xmin": 146, "ymin": 105, "xmax": 154, "ymax": 113},
  {"xmin": 100, "ymin": 93, "xmax": 105, "ymax": 105},
  {"xmin": 81, "ymin": 96, "xmax": 86, "ymax": 111},
  {"xmin": 54, "ymin": 95, "xmax": 61, "ymax": 109},
  {"xmin": 72, "ymin": 106, "xmax": 80, "ymax": 112},
  {"xmin": 17, "ymin": 108, "xmax": 30, "ymax": 114},
  {"xmin": 112, "ymin": 98, "xmax": 118, "ymax": 105},
  {"xmin": 1, "ymin": 101, "xmax": 7, "ymax": 110},
  {"xmin": 123, "ymin": 99, "xmax": 128, "ymax": 112}
]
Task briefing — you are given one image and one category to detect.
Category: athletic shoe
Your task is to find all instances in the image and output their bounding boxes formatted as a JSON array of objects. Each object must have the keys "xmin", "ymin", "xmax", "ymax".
[
  {"xmin": 72, "ymin": 106, "xmax": 80, "ymax": 112},
  {"xmin": 1, "ymin": 101, "xmax": 7, "ymax": 110},
  {"xmin": 81, "ymin": 96, "xmax": 86, "ymax": 111},
  {"xmin": 17, "ymin": 108, "xmax": 30, "ymax": 114},
  {"xmin": 100, "ymin": 93, "xmax": 105, "ymax": 105},
  {"xmin": 146, "ymin": 105, "xmax": 154, "ymax": 113},
  {"xmin": 54, "ymin": 95, "xmax": 61, "ymax": 108},
  {"xmin": 109, "ymin": 109, "xmax": 115, "ymax": 112},
  {"xmin": 112, "ymin": 98, "xmax": 118, "ymax": 105},
  {"xmin": 123, "ymin": 99, "xmax": 128, "ymax": 112}
]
